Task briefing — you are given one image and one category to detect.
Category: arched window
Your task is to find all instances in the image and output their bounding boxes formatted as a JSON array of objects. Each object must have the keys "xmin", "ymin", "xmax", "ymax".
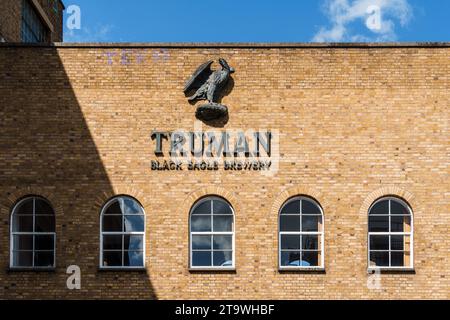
[
  {"xmin": 10, "ymin": 196, "xmax": 56, "ymax": 269},
  {"xmin": 190, "ymin": 197, "xmax": 235, "ymax": 269},
  {"xmin": 368, "ymin": 197, "xmax": 413, "ymax": 269},
  {"xmin": 100, "ymin": 196, "xmax": 145, "ymax": 268},
  {"xmin": 279, "ymin": 197, "xmax": 324, "ymax": 269}
]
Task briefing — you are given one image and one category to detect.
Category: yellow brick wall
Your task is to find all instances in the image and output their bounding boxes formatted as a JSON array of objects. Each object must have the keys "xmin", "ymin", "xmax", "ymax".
[{"xmin": 0, "ymin": 44, "xmax": 448, "ymax": 299}]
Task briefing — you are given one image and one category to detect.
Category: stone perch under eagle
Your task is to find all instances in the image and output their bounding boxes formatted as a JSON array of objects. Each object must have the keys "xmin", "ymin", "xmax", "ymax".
[{"xmin": 184, "ymin": 58, "xmax": 235, "ymax": 121}]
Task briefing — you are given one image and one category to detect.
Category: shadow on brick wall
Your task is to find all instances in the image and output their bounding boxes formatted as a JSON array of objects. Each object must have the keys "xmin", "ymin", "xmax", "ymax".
[{"xmin": 0, "ymin": 46, "xmax": 157, "ymax": 299}]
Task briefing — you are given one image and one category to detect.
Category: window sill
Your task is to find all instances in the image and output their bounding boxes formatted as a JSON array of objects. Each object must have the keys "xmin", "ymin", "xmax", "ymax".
[
  {"xmin": 7, "ymin": 267, "xmax": 56, "ymax": 273},
  {"xmin": 279, "ymin": 267, "xmax": 326, "ymax": 274},
  {"xmin": 98, "ymin": 267, "xmax": 147, "ymax": 273},
  {"xmin": 189, "ymin": 268, "xmax": 236, "ymax": 274},
  {"xmin": 368, "ymin": 268, "xmax": 415, "ymax": 274}
]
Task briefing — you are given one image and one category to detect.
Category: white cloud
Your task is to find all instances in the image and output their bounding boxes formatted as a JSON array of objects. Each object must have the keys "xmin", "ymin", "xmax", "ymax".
[
  {"xmin": 64, "ymin": 24, "xmax": 113, "ymax": 43},
  {"xmin": 313, "ymin": 0, "xmax": 413, "ymax": 42}
]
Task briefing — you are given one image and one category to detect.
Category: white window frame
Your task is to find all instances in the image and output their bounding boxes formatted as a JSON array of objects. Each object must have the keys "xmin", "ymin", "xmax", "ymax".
[
  {"xmin": 99, "ymin": 196, "xmax": 146, "ymax": 270},
  {"xmin": 368, "ymin": 197, "xmax": 414, "ymax": 270},
  {"xmin": 10, "ymin": 196, "xmax": 56, "ymax": 269},
  {"xmin": 189, "ymin": 196, "xmax": 235, "ymax": 270},
  {"xmin": 279, "ymin": 196, "xmax": 325, "ymax": 270}
]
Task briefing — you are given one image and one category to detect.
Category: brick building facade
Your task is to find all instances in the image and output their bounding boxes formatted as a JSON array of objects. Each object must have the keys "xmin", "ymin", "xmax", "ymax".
[
  {"xmin": 0, "ymin": 42, "xmax": 449, "ymax": 299},
  {"xmin": 0, "ymin": 0, "xmax": 64, "ymax": 43}
]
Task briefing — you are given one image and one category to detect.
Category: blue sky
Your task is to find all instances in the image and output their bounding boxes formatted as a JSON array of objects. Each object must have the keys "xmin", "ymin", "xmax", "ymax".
[{"xmin": 63, "ymin": 0, "xmax": 449, "ymax": 42}]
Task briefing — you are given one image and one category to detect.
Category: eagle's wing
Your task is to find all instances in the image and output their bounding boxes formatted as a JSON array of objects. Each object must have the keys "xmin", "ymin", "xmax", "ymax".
[{"xmin": 184, "ymin": 60, "xmax": 214, "ymax": 94}]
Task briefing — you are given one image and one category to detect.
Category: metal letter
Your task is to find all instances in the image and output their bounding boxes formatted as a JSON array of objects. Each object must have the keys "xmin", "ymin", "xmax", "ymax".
[
  {"xmin": 254, "ymin": 132, "xmax": 271, "ymax": 157},
  {"xmin": 151, "ymin": 131, "xmax": 168, "ymax": 155},
  {"xmin": 189, "ymin": 132, "xmax": 205, "ymax": 157},
  {"xmin": 234, "ymin": 132, "xmax": 250, "ymax": 157},
  {"xmin": 170, "ymin": 132, "xmax": 187, "ymax": 157},
  {"xmin": 206, "ymin": 132, "xmax": 231, "ymax": 157}
]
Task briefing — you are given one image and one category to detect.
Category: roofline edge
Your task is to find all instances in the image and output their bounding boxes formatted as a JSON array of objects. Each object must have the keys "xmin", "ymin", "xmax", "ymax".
[{"xmin": 1, "ymin": 42, "xmax": 449, "ymax": 49}]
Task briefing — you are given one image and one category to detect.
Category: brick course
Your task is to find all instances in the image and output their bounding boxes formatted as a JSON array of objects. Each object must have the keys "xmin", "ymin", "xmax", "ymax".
[
  {"xmin": 0, "ymin": 0, "xmax": 21, "ymax": 41},
  {"xmin": 0, "ymin": 43, "xmax": 448, "ymax": 299}
]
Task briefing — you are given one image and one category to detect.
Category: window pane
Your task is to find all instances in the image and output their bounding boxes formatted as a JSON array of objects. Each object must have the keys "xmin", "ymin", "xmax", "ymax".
[
  {"xmin": 302, "ymin": 251, "xmax": 319, "ymax": 266},
  {"xmin": 391, "ymin": 215, "xmax": 411, "ymax": 232},
  {"xmin": 35, "ymin": 215, "xmax": 55, "ymax": 232},
  {"xmin": 12, "ymin": 215, "xmax": 33, "ymax": 232},
  {"xmin": 213, "ymin": 200, "xmax": 233, "ymax": 214},
  {"xmin": 368, "ymin": 215, "xmax": 389, "ymax": 232},
  {"xmin": 213, "ymin": 251, "xmax": 233, "ymax": 267},
  {"xmin": 280, "ymin": 200, "xmax": 300, "ymax": 214},
  {"xmin": 13, "ymin": 235, "xmax": 33, "ymax": 250},
  {"xmin": 391, "ymin": 215, "xmax": 402, "ymax": 232},
  {"xmin": 102, "ymin": 215, "xmax": 122, "ymax": 232},
  {"xmin": 124, "ymin": 235, "xmax": 144, "ymax": 250},
  {"xmin": 192, "ymin": 235, "xmax": 211, "ymax": 250},
  {"xmin": 370, "ymin": 235, "xmax": 389, "ymax": 250},
  {"xmin": 391, "ymin": 252, "xmax": 405, "ymax": 267},
  {"xmin": 192, "ymin": 200, "xmax": 211, "ymax": 215},
  {"xmin": 390, "ymin": 200, "xmax": 409, "ymax": 215},
  {"xmin": 213, "ymin": 235, "xmax": 232, "ymax": 250},
  {"xmin": 369, "ymin": 251, "xmax": 389, "ymax": 267},
  {"xmin": 103, "ymin": 235, "xmax": 122, "ymax": 250},
  {"xmin": 104, "ymin": 200, "xmax": 122, "ymax": 214},
  {"xmin": 103, "ymin": 251, "xmax": 122, "ymax": 267},
  {"xmin": 213, "ymin": 215, "xmax": 233, "ymax": 232},
  {"xmin": 191, "ymin": 215, "xmax": 211, "ymax": 232},
  {"xmin": 35, "ymin": 199, "xmax": 53, "ymax": 215},
  {"xmin": 15, "ymin": 199, "xmax": 33, "ymax": 215},
  {"xmin": 280, "ymin": 251, "xmax": 301, "ymax": 266},
  {"xmin": 13, "ymin": 251, "xmax": 33, "ymax": 267},
  {"xmin": 280, "ymin": 215, "xmax": 300, "ymax": 232},
  {"xmin": 122, "ymin": 198, "xmax": 143, "ymax": 214},
  {"xmin": 391, "ymin": 235, "xmax": 405, "ymax": 251},
  {"xmin": 21, "ymin": 0, "xmax": 48, "ymax": 43},
  {"xmin": 34, "ymin": 251, "xmax": 54, "ymax": 267},
  {"xmin": 370, "ymin": 200, "xmax": 389, "ymax": 215},
  {"xmin": 124, "ymin": 215, "xmax": 144, "ymax": 232},
  {"xmin": 192, "ymin": 251, "xmax": 211, "ymax": 267},
  {"xmin": 124, "ymin": 251, "xmax": 144, "ymax": 267},
  {"xmin": 35, "ymin": 235, "xmax": 54, "ymax": 250},
  {"xmin": 281, "ymin": 235, "xmax": 300, "ymax": 250},
  {"xmin": 302, "ymin": 215, "xmax": 321, "ymax": 232},
  {"xmin": 301, "ymin": 200, "xmax": 321, "ymax": 214},
  {"xmin": 302, "ymin": 235, "xmax": 319, "ymax": 250}
]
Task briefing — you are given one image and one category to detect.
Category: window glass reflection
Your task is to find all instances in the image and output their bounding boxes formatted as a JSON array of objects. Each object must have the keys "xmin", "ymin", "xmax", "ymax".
[
  {"xmin": 279, "ymin": 197, "xmax": 323, "ymax": 268},
  {"xmin": 101, "ymin": 196, "xmax": 145, "ymax": 268},
  {"xmin": 190, "ymin": 197, "xmax": 234, "ymax": 268},
  {"xmin": 368, "ymin": 198, "xmax": 413, "ymax": 268}
]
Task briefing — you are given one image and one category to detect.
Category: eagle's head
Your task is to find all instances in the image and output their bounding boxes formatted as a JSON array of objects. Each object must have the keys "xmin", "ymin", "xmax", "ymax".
[{"xmin": 219, "ymin": 58, "xmax": 235, "ymax": 73}]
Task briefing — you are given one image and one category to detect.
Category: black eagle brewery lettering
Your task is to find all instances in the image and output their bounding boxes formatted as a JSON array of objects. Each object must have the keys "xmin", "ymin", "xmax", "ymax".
[{"xmin": 150, "ymin": 131, "xmax": 272, "ymax": 171}]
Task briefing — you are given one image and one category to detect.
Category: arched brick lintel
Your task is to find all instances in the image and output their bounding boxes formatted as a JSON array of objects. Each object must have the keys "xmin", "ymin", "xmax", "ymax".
[
  {"xmin": 270, "ymin": 186, "xmax": 328, "ymax": 217},
  {"xmin": 181, "ymin": 186, "xmax": 240, "ymax": 217},
  {"xmin": 92, "ymin": 186, "xmax": 149, "ymax": 214},
  {"xmin": 359, "ymin": 186, "xmax": 415, "ymax": 216},
  {"xmin": 1, "ymin": 187, "xmax": 64, "ymax": 218}
]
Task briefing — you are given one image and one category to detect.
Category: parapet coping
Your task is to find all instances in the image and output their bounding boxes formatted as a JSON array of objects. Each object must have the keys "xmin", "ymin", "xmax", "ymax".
[{"xmin": 0, "ymin": 42, "xmax": 449, "ymax": 49}]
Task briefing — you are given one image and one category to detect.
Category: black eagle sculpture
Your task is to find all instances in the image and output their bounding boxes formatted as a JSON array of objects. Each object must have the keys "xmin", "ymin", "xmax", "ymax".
[{"xmin": 184, "ymin": 58, "xmax": 235, "ymax": 121}]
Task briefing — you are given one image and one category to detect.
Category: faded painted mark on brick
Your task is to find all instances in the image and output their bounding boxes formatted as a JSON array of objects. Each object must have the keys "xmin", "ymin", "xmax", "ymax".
[
  {"xmin": 105, "ymin": 49, "xmax": 170, "ymax": 65},
  {"xmin": 152, "ymin": 49, "xmax": 170, "ymax": 62},
  {"xmin": 105, "ymin": 52, "xmax": 117, "ymax": 65}
]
